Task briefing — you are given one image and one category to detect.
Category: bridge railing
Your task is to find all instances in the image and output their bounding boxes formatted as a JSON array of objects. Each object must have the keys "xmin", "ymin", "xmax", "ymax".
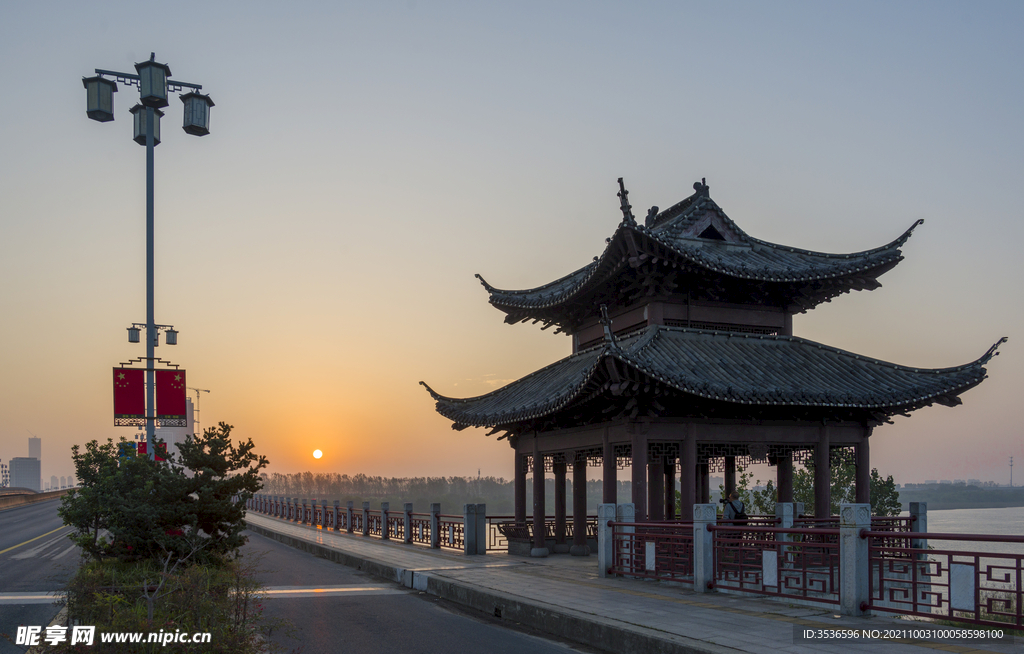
[
  {"xmin": 598, "ymin": 501, "xmax": 1019, "ymax": 623},
  {"xmin": 247, "ymin": 494, "xmax": 490, "ymax": 555},
  {"xmin": 862, "ymin": 529, "xmax": 1024, "ymax": 629},
  {"xmin": 710, "ymin": 524, "xmax": 841, "ymax": 605}
]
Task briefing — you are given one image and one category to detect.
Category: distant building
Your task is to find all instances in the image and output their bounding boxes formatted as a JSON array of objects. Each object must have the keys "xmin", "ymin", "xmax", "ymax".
[
  {"xmin": 940, "ymin": 480, "xmax": 952, "ymax": 485},
  {"xmin": 60, "ymin": 475, "xmax": 66, "ymax": 488},
  {"xmin": 0, "ymin": 461, "xmax": 8, "ymax": 487},
  {"xmin": 50, "ymin": 475, "xmax": 58, "ymax": 490},
  {"xmin": 28, "ymin": 437, "xmax": 41, "ymax": 461},
  {"xmin": 154, "ymin": 398, "xmax": 195, "ymax": 460},
  {"xmin": 10, "ymin": 458, "xmax": 41, "ymax": 491},
  {"xmin": 925, "ymin": 480, "xmax": 937, "ymax": 485},
  {"xmin": 968, "ymin": 479, "xmax": 981, "ymax": 486}
]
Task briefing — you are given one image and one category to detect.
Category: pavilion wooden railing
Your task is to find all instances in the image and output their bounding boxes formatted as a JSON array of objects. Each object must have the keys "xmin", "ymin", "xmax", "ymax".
[{"xmin": 493, "ymin": 517, "xmax": 600, "ymax": 548}]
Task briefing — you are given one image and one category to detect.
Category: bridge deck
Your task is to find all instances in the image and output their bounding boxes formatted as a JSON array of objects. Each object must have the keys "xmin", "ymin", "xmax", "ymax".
[{"xmin": 246, "ymin": 513, "xmax": 1019, "ymax": 654}]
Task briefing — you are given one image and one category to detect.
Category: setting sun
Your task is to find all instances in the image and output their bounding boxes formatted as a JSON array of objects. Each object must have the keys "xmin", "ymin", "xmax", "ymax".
[{"xmin": 313, "ymin": 449, "xmax": 323, "ymax": 459}]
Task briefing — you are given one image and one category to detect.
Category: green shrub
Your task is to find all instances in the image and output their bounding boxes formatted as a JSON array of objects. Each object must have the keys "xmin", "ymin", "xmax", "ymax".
[{"xmin": 55, "ymin": 555, "xmax": 283, "ymax": 653}]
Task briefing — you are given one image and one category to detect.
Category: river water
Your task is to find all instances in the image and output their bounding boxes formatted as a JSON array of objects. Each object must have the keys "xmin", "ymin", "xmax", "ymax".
[{"xmin": 903, "ymin": 505, "xmax": 1024, "ymax": 556}]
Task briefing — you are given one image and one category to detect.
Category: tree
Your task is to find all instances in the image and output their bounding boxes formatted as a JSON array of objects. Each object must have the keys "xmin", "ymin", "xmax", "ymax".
[
  {"xmin": 703, "ymin": 463, "xmax": 902, "ymax": 517},
  {"xmin": 793, "ymin": 463, "xmax": 900, "ymax": 516},
  {"xmin": 60, "ymin": 422, "xmax": 267, "ymax": 565},
  {"xmin": 869, "ymin": 468, "xmax": 901, "ymax": 517}
]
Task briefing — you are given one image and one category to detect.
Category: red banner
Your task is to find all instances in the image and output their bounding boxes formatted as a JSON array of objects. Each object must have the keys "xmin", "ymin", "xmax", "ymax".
[
  {"xmin": 113, "ymin": 368, "xmax": 145, "ymax": 425},
  {"xmin": 156, "ymin": 369, "xmax": 187, "ymax": 422},
  {"xmin": 137, "ymin": 441, "xmax": 167, "ymax": 461}
]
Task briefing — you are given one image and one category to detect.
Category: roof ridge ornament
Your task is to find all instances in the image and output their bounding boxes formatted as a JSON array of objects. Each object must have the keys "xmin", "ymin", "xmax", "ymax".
[
  {"xmin": 599, "ymin": 304, "xmax": 619, "ymax": 349},
  {"xmin": 645, "ymin": 205, "xmax": 659, "ymax": 228},
  {"xmin": 617, "ymin": 178, "xmax": 636, "ymax": 226},
  {"xmin": 694, "ymin": 177, "xmax": 709, "ymax": 197},
  {"xmin": 980, "ymin": 336, "xmax": 1009, "ymax": 364}
]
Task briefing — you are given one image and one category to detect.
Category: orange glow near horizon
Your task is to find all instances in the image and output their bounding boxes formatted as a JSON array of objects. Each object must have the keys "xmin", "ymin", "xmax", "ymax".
[{"xmin": 0, "ymin": 4, "xmax": 1020, "ymax": 487}]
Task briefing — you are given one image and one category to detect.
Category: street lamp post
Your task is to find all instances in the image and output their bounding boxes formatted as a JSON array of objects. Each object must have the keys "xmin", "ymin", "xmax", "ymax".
[{"xmin": 83, "ymin": 53, "xmax": 212, "ymax": 459}]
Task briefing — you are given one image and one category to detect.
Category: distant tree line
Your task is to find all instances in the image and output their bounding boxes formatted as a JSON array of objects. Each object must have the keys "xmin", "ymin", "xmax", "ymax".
[
  {"xmin": 259, "ymin": 472, "xmax": 643, "ymax": 515},
  {"xmin": 260, "ymin": 472, "xmax": 517, "ymax": 514}
]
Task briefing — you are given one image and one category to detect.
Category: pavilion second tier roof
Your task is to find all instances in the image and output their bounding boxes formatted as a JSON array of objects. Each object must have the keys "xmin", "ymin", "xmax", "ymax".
[
  {"xmin": 421, "ymin": 326, "xmax": 1005, "ymax": 434},
  {"xmin": 477, "ymin": 183, "xmax": 924, "ymax": 327}
]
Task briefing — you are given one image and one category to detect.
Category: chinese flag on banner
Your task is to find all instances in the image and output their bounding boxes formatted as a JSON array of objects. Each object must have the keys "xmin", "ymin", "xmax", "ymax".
[
  {"xmin": 113, "ymin": 368, "xmax": 145, "ymax": 423},
  {"xmin": 137, "ymin": 442, "xmax": 167, "ymax": 461},
  {"xmin": 155, "ymin": 369, "xmax": 187, "ymax": 421}
]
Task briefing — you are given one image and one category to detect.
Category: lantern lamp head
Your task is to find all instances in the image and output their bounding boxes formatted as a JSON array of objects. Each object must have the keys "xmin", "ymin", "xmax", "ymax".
[
  {"xmin": 164, "ymin": 328, "xmax": 178, "ymax": 345},
  {"xmin": 127, "ymin": 326, "xmax": 141, "ymax": 343},
  {"xmin": 129, "ymin": 104, "xmax": 164, "ymax": 146},
  {"xmin": 134, "ymin": 53, "xmax": 172, "ymax": 109},
  {"xmin": 83, "ymin": 76, "xmax": 117, "ymax": 123},
  {"xmin": 180, "ymin": 92, "xmax": 215, "ymax": 136}
]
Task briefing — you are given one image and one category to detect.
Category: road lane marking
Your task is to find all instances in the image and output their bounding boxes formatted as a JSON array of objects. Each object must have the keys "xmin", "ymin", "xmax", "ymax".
[
  {"xmin": 0, "ymin": 526, "xmax": 69, "ymax": 556},
  {"xmin": 51, "ymin": 544, "xmax": 78, "ymax": 560},
  {"xmin": 0, "ymin": 593, "xmax": 55, "ymax": 605},
  {"xmin": 263, "ymin": 585, "xmax": 405, "ymax": 599},
  {"xmin": 12, "ymin": 533, "xmax": 74, "ymax": 560}
]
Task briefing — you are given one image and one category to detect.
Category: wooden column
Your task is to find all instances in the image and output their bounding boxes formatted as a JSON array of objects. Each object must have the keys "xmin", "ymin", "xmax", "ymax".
[
  {"xmin": 680, "ymin": 426, "xmax": 696, "ymax": 520},
  {"xmin": 648, "ymin": 458, "xmax": 665, "ymax": 521},
  {"xmin": 815, "ymin": 426, "xmax": 831, "ymax": 518},
  {"xmin": 602, "ymin": 427, "xmax": 616, "ymax": 504},
  {"xmin": 724, "ymin": 456, "xmax": 736, "ymax": 497},
  {"xmin": 699, "ymin": 463, "xmax": 710, "ymax": 504},
  {"xmin": 515, "ymin": 451, "xmax": 526, "ymax": 524},
  {"xmin": 665, "ymin": 460, "xmax": 676, "ymax": 520},
  {"xmin": 571, "ymin": 455, "xmax": 589, "ymax": 556},
  {"xmin": 631, "ymin": 429, "xmax": 648, "ymax": 522},
  {"xmin": 554, "ymin": 459, "xmax": 567, "ymax": 550},
  {"xmin": 777, "ymin": 451, "xmax": 794, "ymax": 503},
  {"xmin": 855, "ymin": 434, "xmax": 871, "ymax": 505},
  {"xmin": 532, "ymin": 439, "xmax": 548, "ymax": 555}
]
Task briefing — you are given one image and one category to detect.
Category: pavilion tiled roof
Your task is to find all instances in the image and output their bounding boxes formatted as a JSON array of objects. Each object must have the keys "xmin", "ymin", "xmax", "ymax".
[
  {"xmin": 421, "ymin": 326, "xmax": 1005, "ymax": 431},
  {"xmin": 478, "ymin": 188, "xmax": 923, "ymax": 316}
]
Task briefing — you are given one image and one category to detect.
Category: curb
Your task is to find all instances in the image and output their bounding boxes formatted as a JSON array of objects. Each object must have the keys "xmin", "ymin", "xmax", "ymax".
[
  {"xmin": 24, "ymin": 606, "xmax": 67, "ymax": 654},
  {"xmin": 247, "ymin": 522, "xmax": 734, "ymax": 654}
]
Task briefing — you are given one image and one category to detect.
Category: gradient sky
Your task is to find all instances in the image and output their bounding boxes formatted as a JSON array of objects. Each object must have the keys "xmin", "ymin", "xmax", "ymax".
[{"xmin": 1, "ymin": 1, "xmax": 1021, "ymax": 486}]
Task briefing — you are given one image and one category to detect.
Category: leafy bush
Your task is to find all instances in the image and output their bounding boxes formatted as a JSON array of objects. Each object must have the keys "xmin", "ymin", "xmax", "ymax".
[
  {"xmin": 60, "ymin": 423, "xmax": 267, "ymax": 565},
  {"xmin": 54, "ymin": 555, "xmax": 281, "ymax": 653}
]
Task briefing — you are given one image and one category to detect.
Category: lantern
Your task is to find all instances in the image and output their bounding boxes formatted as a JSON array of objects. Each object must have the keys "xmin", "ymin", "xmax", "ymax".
[
  {"xmin": 127, "ymin": 326, "xmax": 140, "ymax": 343},
  {"xmin": 180, "ymin": 92, "xmax": 214, "ymax": 136},
  {"xmin": 82, "ymin": 76, "xmax": 117, "ymax": 122},
  {"xmin": 129, "ymin": 104, "xmax": 163, "ymax": 146},
  {"xmin": 164, "ymin": 328, "xmax": 178, "ymax": 345},
  {"xmin": 134, "ymin": 55, "xmax": 172, "ymax": 108}
]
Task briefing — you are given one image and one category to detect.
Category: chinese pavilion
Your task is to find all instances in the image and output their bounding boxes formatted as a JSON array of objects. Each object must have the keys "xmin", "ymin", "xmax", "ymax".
[{"xmin": 422, "ymin": 178, "xmax": 1004, "ymax": 556}]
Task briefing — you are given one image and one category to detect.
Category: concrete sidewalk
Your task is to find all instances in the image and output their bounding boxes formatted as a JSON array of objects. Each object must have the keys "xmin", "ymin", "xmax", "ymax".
[{"xmin": 245, "ymin": 513, "xmax": 1020, "ymax": 654}]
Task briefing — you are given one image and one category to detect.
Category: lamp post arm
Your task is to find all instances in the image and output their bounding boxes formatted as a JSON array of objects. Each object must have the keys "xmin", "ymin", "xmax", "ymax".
[
  {"xmin": 93, "ymin": 69, "xmax": 203, "ymax": 92},
  {"xmin": 94, "ymin": 68, "xmax": 140, "ymax": 80}
]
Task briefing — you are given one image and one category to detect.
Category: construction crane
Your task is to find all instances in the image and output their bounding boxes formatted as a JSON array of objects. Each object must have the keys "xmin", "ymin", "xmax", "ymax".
[{"xmin": 188, "ymin": 387, "xmax": 211, "ymax": 436}]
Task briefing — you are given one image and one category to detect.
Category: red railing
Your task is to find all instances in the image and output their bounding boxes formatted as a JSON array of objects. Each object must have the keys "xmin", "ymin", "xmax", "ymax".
[
  {"xmin": 438, "ymin": 515, "xmax": 464, "ymax": 550},
  {"xmin": 410, "ymin": 513, "xmax": 432, "ymax": 545},
  {"xmin": 386, "ymin": 514, "xmax": 405, "ymax": 541},
  {"xmin": 492, "ymin": 517, "xmax": 600, "ymax": 548},
  {"xmin": 485, "ymin": 515, "xmax": 515, "ymax": 551},
  {"xmin": 863, "ymin": 530, "xmax": 1024, "ymax": 628},
  {"xmin": 711, "ymin": 525, "xmax": 840, "ymax": 605},
  {"xmin": 609, "ymin": 521, "xmax": 694, "ymax": 584},
  {"xmin": 367, "ymin": 510, "xmax": 383, "ymax": 537}
]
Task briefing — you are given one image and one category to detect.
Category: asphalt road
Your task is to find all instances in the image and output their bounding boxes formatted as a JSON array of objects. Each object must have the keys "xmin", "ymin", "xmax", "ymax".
[
  {"xmin": 243, "ymin": 531, "xmax": 595, "ymax": 654},
  {"xmin": 0, "ymin": 500, "xmax": 79, "ymax": 654}
]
